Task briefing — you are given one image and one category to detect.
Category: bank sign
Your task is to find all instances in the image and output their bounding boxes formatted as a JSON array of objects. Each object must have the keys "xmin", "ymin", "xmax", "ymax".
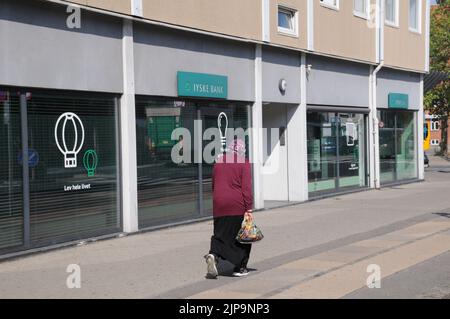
[
  {"xmin": 177, "ymin": 71, "xmax": 228, "ymax": 99},
  {"xmin": 388, "ymin": 93, "xmax": 409, "ymax": 109}
]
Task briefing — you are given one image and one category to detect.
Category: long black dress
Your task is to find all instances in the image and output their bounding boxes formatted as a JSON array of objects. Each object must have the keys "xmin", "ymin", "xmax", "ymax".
[{"xmin": 209, "ymin": 215, "xmax": 252, "ymax": 271}]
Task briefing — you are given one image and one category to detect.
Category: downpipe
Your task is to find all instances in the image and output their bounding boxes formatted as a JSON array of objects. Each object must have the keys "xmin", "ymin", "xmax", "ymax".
[{"xmin": 371, "ymin": 62, "xmax": 384, "ymax": 189}]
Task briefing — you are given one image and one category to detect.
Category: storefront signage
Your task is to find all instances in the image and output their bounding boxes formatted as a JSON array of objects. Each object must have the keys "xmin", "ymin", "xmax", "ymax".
[
  {"xmin": 64, "ymin": 183, "xmax": 92, "ymax": 192},
  {"xmin": 177, "ymin": 71, "xmax": 228, "ymax": 99},
  {"xmin": 83, "ymin": 150, "xmax": 98, "ymax": 177},
  {"xmin": 18, "ymin": 149, "xmax": 40, "ymax": 168},
  {"xmin": 218, "ymin": 112, "xmax": 228, "ymax": 152},
  {"xmin": 388, "ymin": 93, "xmax": 409, "ymax": 109},
  {"xmin": 54, "ymin": 112, "xmax": 85, "ymax": 168}
]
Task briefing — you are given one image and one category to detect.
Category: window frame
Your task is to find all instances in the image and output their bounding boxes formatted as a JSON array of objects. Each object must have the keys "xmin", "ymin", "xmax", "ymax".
[
  {"xmin": 353, "ymin": 0, "xmax": 369, "ymax": 20},
  {"xmin": 277, "ymin": 5, "xmax": 299, "ymax": 37},
  {"xmin": 408, "ymin": 0, "xmax": 422, "ymax": 34},
  {"xmin": 385, "ymin": 0, "xmax": 399, "ymax": 28},
  {"xmin": 320, "ymin": 0, "xmax": 340, "ymax": 11}
]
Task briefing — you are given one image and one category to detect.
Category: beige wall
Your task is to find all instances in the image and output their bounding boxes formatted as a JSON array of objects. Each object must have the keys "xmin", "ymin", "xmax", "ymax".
[
  {"xmin": 60, "ymin": 0, "xmax": 427, "ymax": 72},
  {"xmin": 141, "ymin": 0, "xmax": 262, "ymax": 41},
  {"xmin": 384, "ymin": 0, "xmax": 426, "ymax": 72},
  {"xmin": 270, "ymin": 0, "xmax": 308, "ymax": 50},
  {"xmin": 65, "ymin": 0, "xmax": 131, "ymax": 14},
  {"xmin": 314, "ymin": 0, "xmax": 376, "ymax": 63}
]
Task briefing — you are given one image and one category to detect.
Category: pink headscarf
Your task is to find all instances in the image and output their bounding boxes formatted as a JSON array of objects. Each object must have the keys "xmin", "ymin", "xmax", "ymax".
[{"xmin": 226, "ymin": 139, "xmax": 246, "ymax": 156}]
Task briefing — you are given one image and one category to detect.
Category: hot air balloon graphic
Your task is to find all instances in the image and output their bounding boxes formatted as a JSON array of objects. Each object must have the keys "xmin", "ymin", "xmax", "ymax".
[
  {"xmin": 83, "ymin": 150, "xmax": 98, "ymax": 177},
  {"xmin": 218, "ymin": 112, "xmax": 228, "ymax": 153},
  {"xmin": 54, "ymin": 112, "xmax": 85, "ymax": 168}
]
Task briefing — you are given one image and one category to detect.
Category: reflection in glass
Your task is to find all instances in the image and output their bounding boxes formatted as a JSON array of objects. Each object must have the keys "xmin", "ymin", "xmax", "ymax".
[
  {"xmin": 307, "ymin": 112, "xmax": 338, "ymax": 193},
  {"xmin": 379, "ymin": 110, "xmax": 417, "ymax": 184},
  {"xmin": 338, "ymin": 113, "xmax": 366, "ymax": 189},
  {"xmin": 136, "ymin": 99, "xmax": 198, "ymax": 227},
  {"xmin": 200, "ymin": 104, "xmax": 249, "ymax": 216},
  {"xmin": 136, "ymin": 99, "xmax": 250, "ymax": 227},
  {"xmin": 307, "ymin": 111, "xmax": 367, "ymax": 195},
  {"xmin": 0, "ymin": 90, "xmax": 23, "ymax": 250}
]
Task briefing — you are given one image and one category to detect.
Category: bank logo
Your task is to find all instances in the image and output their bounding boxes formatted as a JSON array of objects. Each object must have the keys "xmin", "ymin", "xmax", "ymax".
[
  {"xmin": 83, "ymin": 150, "xmax": 98, "ymax": 177},
  {"xmin": 55, "ymin": 112, "xmax": 85, "ymax": 168}
]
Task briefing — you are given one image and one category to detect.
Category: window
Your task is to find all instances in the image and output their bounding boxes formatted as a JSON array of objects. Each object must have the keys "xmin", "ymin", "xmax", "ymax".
[
  {"xmin": 409, "ymin": 0, "xmax": 421, "ymax": 32},
  {"xmin": 379, "ymin": 110, "xmax": 418, "ymax": 183},
  {"xmin": 354, "ymin": 0, "xmax": 368, "ymax": 18},
  {"xmin": 385, "ymin": 0, "xmax": 398, "ymax": 27},
  {"xmin": 277, "ymin": 6, "xmax": 298, "ymax": 36},
  {"xmin": 431, "ymin": 121, "xmax": 440, "ymax": 131},
  {"xmin": 320, "ymin": 0, "xmax": 339, "ymax": 10},
  {"xmin": 431, "ymin": 139, "xmax": 440, "ymax": 146},
  {"xmin": 135, "ymin": 98, "xmax": 250, "ymax": 228}
]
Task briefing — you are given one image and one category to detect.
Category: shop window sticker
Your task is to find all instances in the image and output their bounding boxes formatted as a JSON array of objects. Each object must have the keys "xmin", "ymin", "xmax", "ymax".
[{"xmin": 54, "ymin": 112, "xmax": 85, "ymax": 168}]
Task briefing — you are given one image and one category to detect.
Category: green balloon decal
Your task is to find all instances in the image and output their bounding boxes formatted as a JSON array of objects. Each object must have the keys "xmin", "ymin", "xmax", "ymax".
[{"xmin": 83, "ymin": 150, "xmax": 98, "ymax": 177}]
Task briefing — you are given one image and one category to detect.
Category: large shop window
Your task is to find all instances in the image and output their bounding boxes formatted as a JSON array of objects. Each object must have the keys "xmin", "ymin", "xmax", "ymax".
[
  {"xmin": 307, "ymin": 111, "xmax": 367, "ymax": 195},
  {"xmin": 0, "ymin": 88, "xmax": 121, "ymax": 252},
  {"xmin": 135, "ymin": 98, "xmax": 250, "ymax": 228},
  {"xmin": 379, "ymin": 110, "xmax": 418, "ymax": 184}
]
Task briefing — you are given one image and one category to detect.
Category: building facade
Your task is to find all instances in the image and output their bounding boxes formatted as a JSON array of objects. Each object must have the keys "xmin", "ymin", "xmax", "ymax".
[
  {"xmin": 0, "ymin": 0, "xmax": 429, "ymax": 256},
  {"xmin": 424, "ymin": 112, "xmax": 450, "ymax": 155}
]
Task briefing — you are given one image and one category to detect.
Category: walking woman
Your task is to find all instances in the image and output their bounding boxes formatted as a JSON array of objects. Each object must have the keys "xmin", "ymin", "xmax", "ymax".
[{"xmin": 205, "ymin": 139, "xmax": 253, "ymax": 278}]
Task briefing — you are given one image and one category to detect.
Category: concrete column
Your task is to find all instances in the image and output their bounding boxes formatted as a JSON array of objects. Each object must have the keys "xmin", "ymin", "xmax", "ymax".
[
  {"xmin": 251, "ymin": 44, "xmax": 264, "ymax": 210},
  {"xmin": 287, "ymin": 53, "xmax": 309, "ymax": 202},
  {"xmin": 120, "ymin": 19, "xmax": 139, "ymax": 233},
  {"xmin": 418, "ymin": 74, "xmax": 425, "ymax": 180}
]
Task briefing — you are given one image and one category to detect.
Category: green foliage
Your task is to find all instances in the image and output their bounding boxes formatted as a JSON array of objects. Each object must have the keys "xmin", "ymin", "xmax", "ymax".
[
  {"xmin": 425, "ymin": 80, "xmax": 450, "ymax": 118},
  {"xmin": 429, "ymin": 1, "xmax": 450, "ymax": 73},
  {"xmin": 425, "ymin": 1, "xmax": 450, "ymax": 117}
]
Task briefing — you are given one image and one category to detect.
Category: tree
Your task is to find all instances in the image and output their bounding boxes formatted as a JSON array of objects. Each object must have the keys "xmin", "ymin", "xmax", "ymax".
[{"xmin": 425, "ymin": 0, "xmax": 450, "ymax": 155}]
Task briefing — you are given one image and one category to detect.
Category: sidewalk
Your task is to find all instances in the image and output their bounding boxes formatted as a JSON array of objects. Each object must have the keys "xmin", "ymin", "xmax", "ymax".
[{"xmin": 1, "ymin": 157, "xmax": 450, "ymax": 299}]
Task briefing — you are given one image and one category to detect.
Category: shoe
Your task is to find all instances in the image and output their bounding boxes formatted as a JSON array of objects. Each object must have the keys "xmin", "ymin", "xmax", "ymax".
[
  {"xmin": 205, "ymin": 254, "xmax": 218, "ymax": 279},
  {"xmin": 232, "ymin": 268, "xmax": 249, "ymax": 277}
]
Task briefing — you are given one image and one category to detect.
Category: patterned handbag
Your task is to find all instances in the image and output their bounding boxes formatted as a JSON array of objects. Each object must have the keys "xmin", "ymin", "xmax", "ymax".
[{"xmin": 236, "ymin": 213, "xmax": 264, "ymax": 244}]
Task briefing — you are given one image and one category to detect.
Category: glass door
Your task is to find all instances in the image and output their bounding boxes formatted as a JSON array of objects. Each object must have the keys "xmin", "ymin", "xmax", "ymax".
[
  {"xmin": 337, "ymin": 113, "xmax": 367, "ymax": 189},
  {"xmin": 379, "ymin": 110, "xmax": 418, "ymax": 184},
  {"xmin": 308, "ymin": 111, "xmax": 368, "ymax": 195},
  {"xmin": 307, "ymin": 112, "xmax": 339, "ymax": 193}
]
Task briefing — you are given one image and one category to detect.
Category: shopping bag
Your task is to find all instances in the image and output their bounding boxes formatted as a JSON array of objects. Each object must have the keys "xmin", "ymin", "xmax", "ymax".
[{"xmin": 236, "ymin": 213, "xmax": 264, "ymax": 244}]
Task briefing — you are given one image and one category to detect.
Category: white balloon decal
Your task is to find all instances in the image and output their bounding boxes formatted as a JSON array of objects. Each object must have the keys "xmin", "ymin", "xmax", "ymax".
[{"xmin": 54, "ymin": 112, "xmax": 85, "ymax": 168}]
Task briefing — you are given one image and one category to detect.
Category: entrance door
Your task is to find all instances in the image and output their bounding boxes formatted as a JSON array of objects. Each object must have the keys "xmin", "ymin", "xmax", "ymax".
[
  {"xmin": 307, "ymin": 111, "xmax": 367, "ymax": 195},
  {"xmin": 379, "ymin": 110, "xmax": 417, "ymax": 184}
]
